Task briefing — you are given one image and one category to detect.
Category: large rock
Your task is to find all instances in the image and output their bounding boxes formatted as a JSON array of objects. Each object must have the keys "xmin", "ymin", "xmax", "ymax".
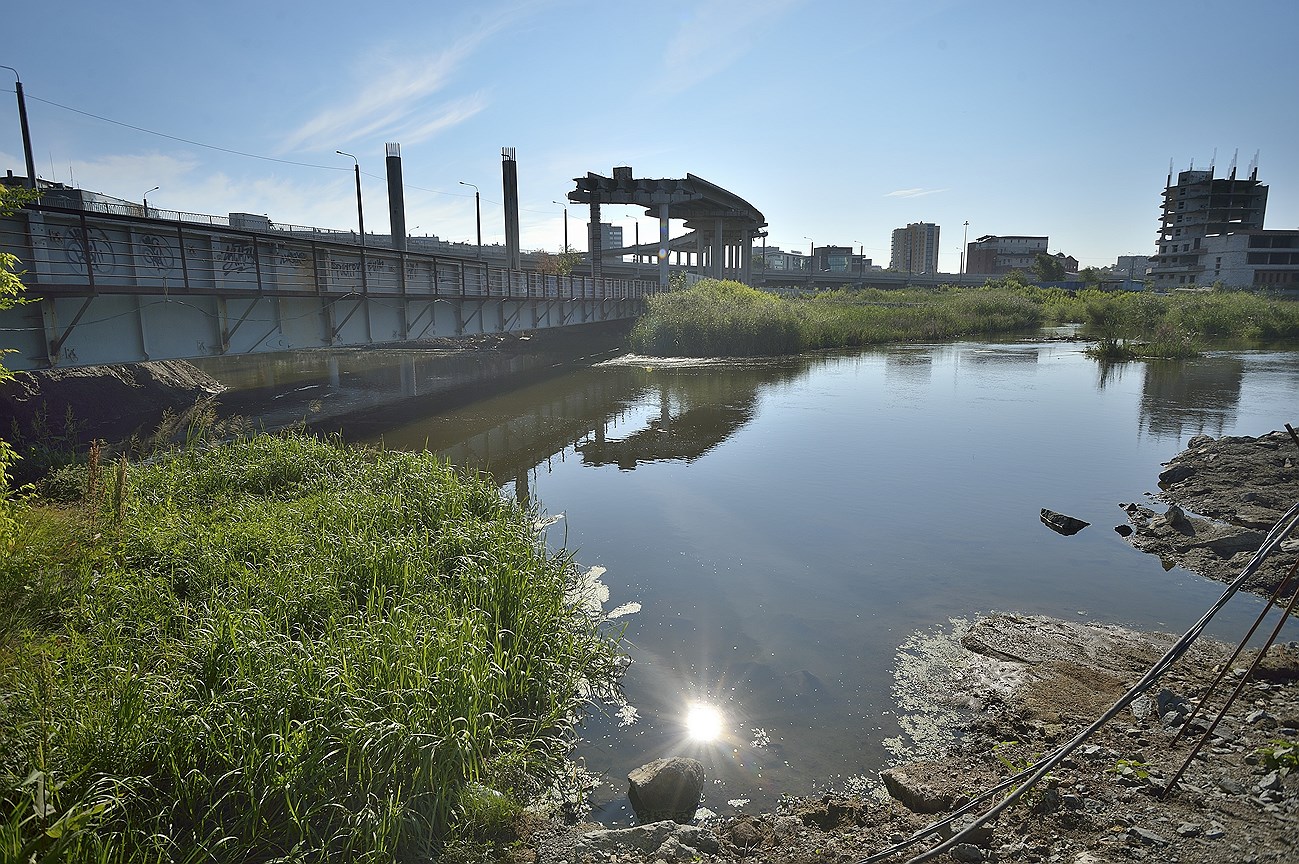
[
  {"xmin": 1040, "ymin": 508, "xmax": 1089, "ymax": 536},
  {"xmin": 574, "ymin": 821, "xmax": 720, "ymax": 858},
  {"xmin": 879, "ymin": 766, "xmax": 959, "ymax": 814},
  {"xmin": 627, "ymin": 757, "xmax": 705, "ymax": 824}
]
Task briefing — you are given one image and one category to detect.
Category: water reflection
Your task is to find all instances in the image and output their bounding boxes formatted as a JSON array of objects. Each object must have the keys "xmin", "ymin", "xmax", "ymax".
[{"xmin": 1138, "ymin": 355, "xmax": 1244, "ymax": 440}]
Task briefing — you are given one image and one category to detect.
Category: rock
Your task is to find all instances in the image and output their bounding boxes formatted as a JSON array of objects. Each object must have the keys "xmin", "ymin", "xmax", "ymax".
[
  {"xmin": 1161, "ymin": 503, "xmax": 1191, "ymax": 531},
  {"xmin": 1040, "ymin": 508, "xmax": 1090, "ymax": 536},
  {"xmin": 940, "ymin": 816, "xmax": 995, "ymax": 847},
  {"xmin": 1258, "ymin": 771, "xmax": 1283, "ymax": 792},
  {"xmin": 574, "ymin": 821, "xmax": 720, "ymax": 858},
  {"xmin": 627, "ymin": 758, "xmax": 706, "ymax": 825},
  {"xmin": 792, "ymin": 794, "xmax": 870, "ymax": 829},
  {"xmin": 949, "ymin": 843, "xmax": 984, "ymax": 862},
  {"xmin": 1114, "ymin": 524, "xmax": 1133, "ymax": 537},
  {"xmin": 880, "ymin": 767, "xmax": 959, "ymax": 814},
  {"xmin": 1176, "ymin": 822, "xmax": 1202, "ymax": 837},
  {"xmin": 1127, "ymin": 826, "xmax": 1167, "ymax": 846}
]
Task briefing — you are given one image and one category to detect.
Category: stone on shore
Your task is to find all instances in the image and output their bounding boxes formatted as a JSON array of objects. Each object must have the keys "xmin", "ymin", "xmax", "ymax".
[{"xmin": 627, "ymin": 757, "xmax": 705, "ymax": 824}]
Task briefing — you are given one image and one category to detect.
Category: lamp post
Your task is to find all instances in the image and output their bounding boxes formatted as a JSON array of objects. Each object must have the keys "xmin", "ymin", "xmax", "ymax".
[
  {"xmin": 143, "ymin": 186, "xmax": 159, "ymax": 216},
  {"xmin": 961, "ymin": 220, "xmax": 969, "ymax": 275},
  {"xmin": 551, "ymin": 200, "xmax": 569, "ymax": 252},
  {"xmin": 460, "ymin": 181, "xmax": 482, "ymax": 257},
  {"xmin": 335, "ymin": 150, "xmax": 367, "ymax": 293},
  {"xmin": 804, "ymin": 236, "xmax": 814, "ymax": 280},
  {"xmin": 0, "ymin": 65, "xmax": 36, "ymax": 188}
]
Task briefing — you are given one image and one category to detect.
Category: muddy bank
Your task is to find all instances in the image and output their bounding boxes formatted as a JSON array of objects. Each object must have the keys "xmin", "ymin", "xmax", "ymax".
[
  {"xmin": 1120, "ymin": 429, "xmax": 1299, "ymax": 596},
  {"xmin": 0, "ymin": 321, "xmax": 633, "ymax": 471},
  {"xmin": 0, "ymin": 360, "xmax": 225, "ymax": 474},
  {"xmin": 512, "ymin": 613, "xmax": 1299, "ymax": 863}
]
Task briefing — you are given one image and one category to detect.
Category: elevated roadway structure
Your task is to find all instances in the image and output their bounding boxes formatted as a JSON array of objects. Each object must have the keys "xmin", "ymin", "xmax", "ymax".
[{"xmin": 568, "ymin": 167, "xmax": 766, "ymax": 288}]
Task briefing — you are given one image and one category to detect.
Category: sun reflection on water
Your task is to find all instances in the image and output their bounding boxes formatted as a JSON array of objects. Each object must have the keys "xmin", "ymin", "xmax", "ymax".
[{"xmin": 684, "ymin": 703, "xmax": 724, "ymax": 741}]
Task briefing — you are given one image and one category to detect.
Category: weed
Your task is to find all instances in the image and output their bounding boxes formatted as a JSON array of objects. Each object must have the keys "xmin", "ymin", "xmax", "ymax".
[{"xmin": 1254, "ymin": 740, "xmax": 1299, "ymax": 773}]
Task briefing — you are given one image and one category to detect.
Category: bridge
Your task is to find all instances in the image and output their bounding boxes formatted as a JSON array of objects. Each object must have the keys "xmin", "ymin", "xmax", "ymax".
[{"xmin": 0, "ymin": 198, "xmax": 655, "ymax": 370}]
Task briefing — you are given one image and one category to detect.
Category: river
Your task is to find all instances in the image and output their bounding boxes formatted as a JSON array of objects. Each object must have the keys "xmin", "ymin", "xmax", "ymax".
[{"xmin": 204, "ymin": 337, "xmax": 1299, "ymax": 823}]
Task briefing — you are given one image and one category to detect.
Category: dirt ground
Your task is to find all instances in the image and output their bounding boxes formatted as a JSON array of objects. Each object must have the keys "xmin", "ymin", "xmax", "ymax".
[{"xmin": 508, "ymin": 430, "xmax": 1299, "ymax": 863}]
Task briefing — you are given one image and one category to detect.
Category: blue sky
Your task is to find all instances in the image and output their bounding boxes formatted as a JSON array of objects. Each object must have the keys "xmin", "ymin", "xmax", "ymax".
[{"xmin": 3, "ymin": 0, "xmax": 1297, "ymax": 272}]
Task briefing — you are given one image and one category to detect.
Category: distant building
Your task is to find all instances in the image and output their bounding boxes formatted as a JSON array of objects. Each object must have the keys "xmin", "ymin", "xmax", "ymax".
[
  {"xmin": 813, "ymin": 245, "xmax": 854, "ymax": 273},
  {"xmin": 965, "ymin": 235, "xmax": 1048, "ymax": 275},
  {"xmin": 1147, "ymin": 163, "xmax": 1270, "ymax": 288},
  {"xmin": 589, "ymin": 222, "xmax": 624, "ymax": 252},
  {"xmin": 754, "ymin": 246, "xmax": 806, "ymax": 272},
  {"xmin": 1113, "ymin": 255, "xmax": 1152, "ymax": 278},
  {"xmin": 889, "ymin": 222, "xmax": 940, "ymax": 275}
]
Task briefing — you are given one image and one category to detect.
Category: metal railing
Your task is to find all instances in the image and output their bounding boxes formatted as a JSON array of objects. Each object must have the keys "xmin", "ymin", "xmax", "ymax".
[{"xmin": 2, "ymin": 204, "xmax": 659, "ymax": 303}]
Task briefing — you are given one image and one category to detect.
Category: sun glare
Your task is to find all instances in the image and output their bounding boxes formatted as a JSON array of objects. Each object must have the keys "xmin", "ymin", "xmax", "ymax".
[{"xmin": 685, "ymin": 704, "xmax": 724, "ymax": 741}]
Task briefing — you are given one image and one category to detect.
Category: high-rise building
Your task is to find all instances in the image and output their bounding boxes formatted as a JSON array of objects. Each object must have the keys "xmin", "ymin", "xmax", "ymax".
[
  {"xmin": 889, "ymin": 222, "xmax": 940, "ymax": 274},
  {"xmin": 1147, "ymin": 161, "xmax": 1268, "ymax": 288}
]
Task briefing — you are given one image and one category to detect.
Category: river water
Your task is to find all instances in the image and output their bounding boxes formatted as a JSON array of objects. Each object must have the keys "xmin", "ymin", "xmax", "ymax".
[{"xmin": 208, "ymin": 337, "xmax": 1298, "ymax": 822}]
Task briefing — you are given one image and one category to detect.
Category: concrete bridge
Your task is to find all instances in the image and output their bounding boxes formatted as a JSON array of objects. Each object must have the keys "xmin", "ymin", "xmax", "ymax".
[{"xmin": 0, "ymin": 200, "xmax": 656, "ymax": 371}]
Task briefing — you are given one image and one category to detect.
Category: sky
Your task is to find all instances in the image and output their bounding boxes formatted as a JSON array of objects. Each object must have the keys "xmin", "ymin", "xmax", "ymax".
[{"xmin": 3, "ymin": 0, "xmax": 1298, "ymax": 273}]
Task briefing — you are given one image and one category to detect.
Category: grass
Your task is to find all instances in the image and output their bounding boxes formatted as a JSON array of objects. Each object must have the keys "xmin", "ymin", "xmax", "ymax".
[
  {"xmin": 630, "ymin": 278, "xmax": 1299, "ymax": 359},
  {"xmin": 630, "ymin": 279, "xmax": 1042, "ymax": 357},
  {"xmin": 0, "ymin": 433, "xmax": 623, "ymax": 862}
]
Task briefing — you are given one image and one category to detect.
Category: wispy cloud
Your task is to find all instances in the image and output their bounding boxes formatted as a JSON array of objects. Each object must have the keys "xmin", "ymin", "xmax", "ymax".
[
  {"xmin": 279, "ymin": 10, "xmax": 522, "ymax": 154},
  {"xmin": 659, "ymin": 0, "xmax": 802, "ymax": 94},
  {"xmin": 885, "ymin": 188, "xmax": 948, "ymax": 198}
]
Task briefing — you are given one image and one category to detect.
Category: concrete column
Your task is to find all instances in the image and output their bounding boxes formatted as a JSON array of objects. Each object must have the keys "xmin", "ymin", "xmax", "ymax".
[
  {"xmin": 658, "ymin": 203, "xmax": 669, "ymax": 291},
  {"xmin": 742, "ymin": 236, "xmax": 752, "ymax": 285},
  {"xmin": 713, "ymin": 219, "xmax": 724, "ymax": 279},
  {"xmin": 590, "ymin": 201, "xmax": 602, "ymax": 279}
]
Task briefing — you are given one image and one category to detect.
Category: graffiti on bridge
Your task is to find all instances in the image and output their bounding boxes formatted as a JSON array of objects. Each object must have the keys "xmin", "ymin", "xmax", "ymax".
[
  {"xmin": 139, "ymin": 234, "xmax": 176, "ymax": 274},
  {"xmin": 51, "ymin": 226, "xmax": 117, "ymax": 274}
]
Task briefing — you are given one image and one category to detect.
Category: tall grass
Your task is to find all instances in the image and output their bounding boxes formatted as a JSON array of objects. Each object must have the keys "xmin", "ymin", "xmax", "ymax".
[
  {"xmin": 630, "ymin": 279, "xmax": 1042, "ymax": 356},
  {"xmin": 631, "ymin": 279, "xmax": 1299, "ymax": 359},
  {"xmin": 1, "ymin": 433, "xmax": 622, "ymax": 862}
]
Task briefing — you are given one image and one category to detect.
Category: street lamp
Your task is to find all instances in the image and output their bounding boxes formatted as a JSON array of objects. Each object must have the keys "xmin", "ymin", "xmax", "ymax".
[
  {"xmin": 804, "ymin": 236, "xmax": 814, "ymax": 277},
  {"xmin": 460, "ymin": 181, "xmax": 482, "ymax": 257},
  {"xmin": 0, "ymin": 65, "xmax": 36, "ymax": 188},
  {"xmin": 335, "ymin": 151, "xmax": 366, "ymax": 245},
  {"xmin": 335, "ymin": 150, "xmax": 367, "ymax": 294},
  {"xmin": 551, "ymin": 200, "xmax": 569, "ymax": 252},
  {"xmin": 961, "ymin": 220, "xmax": 970, "ymax": 275},
  {"xmin": 143, "ymin": 186, "xmax": 159, "ymax": 216}
]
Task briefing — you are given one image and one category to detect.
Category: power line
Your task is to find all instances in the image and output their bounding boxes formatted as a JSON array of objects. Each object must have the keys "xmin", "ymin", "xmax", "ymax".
[{"xmin": 24, "ymin": 92, "xmax": 348, "ymax": 172}]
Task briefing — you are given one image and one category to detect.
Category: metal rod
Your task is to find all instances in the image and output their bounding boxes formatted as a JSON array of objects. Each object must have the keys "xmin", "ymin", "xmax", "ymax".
[{"xmin": 1164, "ymin": 559, "xmax": 1299, "ymax": 797}]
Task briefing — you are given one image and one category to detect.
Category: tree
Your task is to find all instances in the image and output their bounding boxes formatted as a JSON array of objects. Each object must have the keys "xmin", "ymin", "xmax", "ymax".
[
  {"xmin": 1079, "ymin": 267, "xmax": 1106, "ymax": 290},
  {"xmin": 1032, "ymin": 252, "xmax": 1067, "ymax": 283},
  {"xmin": 535, "ymin": 245, "xmax": 582, "ymax": 276},
  {"xmin": 1, "ymin": 184, "xmax": 39, "ymax": 549}
]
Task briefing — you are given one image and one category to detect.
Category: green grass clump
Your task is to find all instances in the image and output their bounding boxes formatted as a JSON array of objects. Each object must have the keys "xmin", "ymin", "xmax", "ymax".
[
  {"xmin": 0, "ymin": 433, "xmax": 622, "ymax": 862},
  {"xmin": 631, "ymin": 279, "xmax": 803, "ymax": 356}
]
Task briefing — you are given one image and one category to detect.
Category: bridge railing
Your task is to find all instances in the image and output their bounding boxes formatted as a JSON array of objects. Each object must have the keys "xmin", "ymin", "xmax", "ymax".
[{"xmin": 2, "ymin": 204, "xmax": 660, "ymax": 303}]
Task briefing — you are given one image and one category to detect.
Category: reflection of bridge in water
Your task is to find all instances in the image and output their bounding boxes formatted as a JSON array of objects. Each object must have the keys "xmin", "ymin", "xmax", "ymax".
[{"xmin": 331, "ymin": 359, "xmax": 811, "ymax": 505}]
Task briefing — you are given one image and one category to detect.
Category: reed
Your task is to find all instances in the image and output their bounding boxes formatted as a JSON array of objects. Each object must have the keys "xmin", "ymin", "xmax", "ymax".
[
  {"xmin": 630, "ymin": 279, "xmax": 1042, "ymax": 356},
  {"xmin": 631, "ymin": 280, "xmax": 1299, "ymax": 359},
  {"xmin": 0, "ymin": 433, "xmax": 622, "ymax": 862}
]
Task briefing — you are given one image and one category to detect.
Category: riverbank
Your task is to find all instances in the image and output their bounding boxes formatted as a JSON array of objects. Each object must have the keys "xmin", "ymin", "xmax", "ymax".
[
  {"xmin": 493, "ymin": 430, "xmax": 1299, "ymax": 863},
  {"xmin": 512, "ymin": 614, "xmax": 1299, "ymax": 864}
]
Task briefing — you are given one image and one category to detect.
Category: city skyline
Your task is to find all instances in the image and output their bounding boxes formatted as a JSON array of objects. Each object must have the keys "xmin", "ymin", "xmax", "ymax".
[{"xmin": 2, "ymin": 0, "xmax": 1297, "ymax": 273}]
